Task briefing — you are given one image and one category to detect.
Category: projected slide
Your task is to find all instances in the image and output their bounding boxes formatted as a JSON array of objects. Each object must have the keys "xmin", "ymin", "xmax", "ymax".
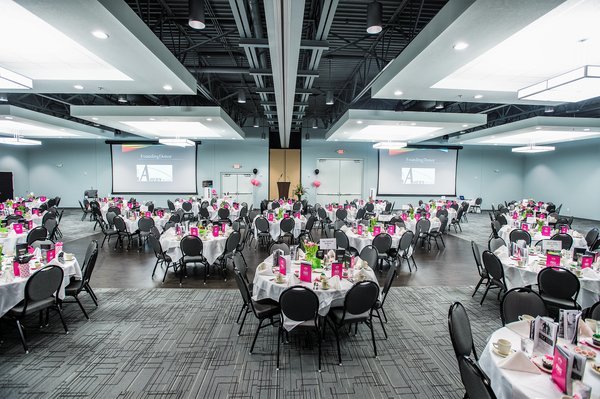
[
  {"xmin": 378, "ymin": 148, "xmax": 458, "ymax": 196},
  {"xmin": 111, "ymin": 144, "xmax": 196, "ymax": 194}
]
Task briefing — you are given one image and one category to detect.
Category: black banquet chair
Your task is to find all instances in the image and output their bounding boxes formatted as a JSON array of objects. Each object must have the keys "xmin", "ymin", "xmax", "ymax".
[
  {"xmin": 458, "ymin": 356, "xmax": 497, "ymax": 399},
  {"xmin": 149, "ymin": 234, "xmax": 175, "ymax": 282},
  {"xmin": 550, "ymin": 233, "xmax": 573, "ymax": 250},
  {"xmin": 508, "ymin": 229, "xmax": 531, "ymax": 246},
  {"xmin": 537, "ymin": 267, "xmax": 581, "ymax": 312},
  {"xmin": 447, "ymin": 302, "xmax": 478, "ymax": 360},
  {"xmin": 500, "ymin": 287, "xmax": 547, "ymax": 325},
  {"xmin": 64, "ymin": 240, "xmax": 100, "ymax": 319},
  {"xmin": 479, "ymin": 251, "xmax": 507, "ymax": 305},
  {"xmin": 179, "ymin": 235, "xmax": 210, "ymax": 285},
  {"xmin": 276, "ymin": 286, "xmax": 321, "ymax": 371},
  {"xmin": 6, "ymin": 265, "xmax": 69, "ymax": 353},
  {"xmin": 471, "ymin": 241, "xmax": 489, "ymax": 297}
]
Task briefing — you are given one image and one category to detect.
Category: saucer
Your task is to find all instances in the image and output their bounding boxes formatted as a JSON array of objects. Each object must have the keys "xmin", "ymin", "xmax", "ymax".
[
  {"xmin": 492, "ymin": 347, "xmax": 515, "ymax": 358},
  {"xmin": 531, "ymin": 356, "xmax": 552, "ymax": 374},
  {"xmin": 591, "ymin": 363, "xmax": 600, "ymax": 376}
]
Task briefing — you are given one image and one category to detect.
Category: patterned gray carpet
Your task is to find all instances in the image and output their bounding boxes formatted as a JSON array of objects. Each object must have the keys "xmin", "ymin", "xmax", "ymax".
[{"xmin": 0, "ymin": 286, "xmax": 502, "ymax": 399}]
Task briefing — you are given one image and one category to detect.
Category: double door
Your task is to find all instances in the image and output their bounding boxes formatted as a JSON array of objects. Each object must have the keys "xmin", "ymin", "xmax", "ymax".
[{"xmin": 315, "ymin": 159, "xmax": 363, "ymax": 204}]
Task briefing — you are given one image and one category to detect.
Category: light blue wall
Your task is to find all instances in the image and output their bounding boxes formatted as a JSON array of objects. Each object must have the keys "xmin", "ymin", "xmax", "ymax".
[
  {"xmin": 0, "ymin": 146, "xmax": 29, "ymax": 197},
  {"xmin": 301, "ymin": 140, "xmax": 525, "ymax": 208},
  {"xmin": 25, "ymin": 139, "xmax": 268, "ymax": 208},
  {"xmin": 523, "ymin": 139, "xmax": 600, "ymax": 220}
]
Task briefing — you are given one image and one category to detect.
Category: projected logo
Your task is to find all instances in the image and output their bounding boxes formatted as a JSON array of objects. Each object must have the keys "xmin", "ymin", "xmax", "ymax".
[
  {"xmin": 402, "ymin": 168, "xmax": 435, "ymax": 185},
  {"xmin": 136, "ymin": 165, "xmax": 173, "ymax": 182}
]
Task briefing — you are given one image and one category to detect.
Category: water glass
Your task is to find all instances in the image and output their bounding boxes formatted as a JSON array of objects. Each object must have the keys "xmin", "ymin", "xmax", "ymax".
[{"xmin": 520, "ymin": 337, "xmax": 534, "ymax": 357}]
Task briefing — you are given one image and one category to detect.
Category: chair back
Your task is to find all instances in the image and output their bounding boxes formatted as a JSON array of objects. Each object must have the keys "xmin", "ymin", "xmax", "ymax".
[
  {"xmin": 436, "ymin": 209, "xmax": 448, "ymax": 218},
  {"xmin": 168, "ymin": 214, "xmax": 181, "ymax": 223},
  {"xmin": 25, "ymin": 265, "xmax": 63, "ymax": 303},
  {"xmin": 482, "ymin": 250, "xmax": 505, "ymax": 283},
  {"xmin": 182, "ymin": 202, "xmax": 192, "ymax": 212},
  {"xmin": 199, "ymin": 207, "xmax": 210, "ymax": 219},
  {"xmin": 317, "ymin": 207, "xmax": 327, "ymax": 221},
  {"xmin": 82, "ymin": 240, "xmax": 98, "ymax": 269},
  {"xmin": 26, "ymin": 226, "xmax": 48, "ymax": 246},
  {"xmin": 458, "ymin": 356, "xmax": 496, "ymax": 399},
  {"xmin": 81, "ymin": 243, "xmax": 99, "ymax": 286},
  {"xmin": 501, "ymin": 287, "xmax": 547, "ymax": 325},
  {"xmin": 167, "ymin": 199, "xmax": 175, "ymax": 211},
  {"xmin": 270, "ymin": 242, "xmax": 290, "ymax": 255},
  {"xmin": 334, "ymin": 230, "xmax": 349, "ymax": 250},
  {"xmin": 233, "ymin": 252, "xmax": 249, "ymax": 282},
  {"xmin": 550, "ymin": 233, "xmax": 574, "ymax": 250},
  {"xmin": 218, "ymin": 207, "xmax": 230, "ymax": 220},
  {"xmin": 138, "ymin": 217, "xmax": 155, "ymax": 232},
  {"xmin": 586, "ymin": 228, "xmax": 599, "ymax": 247},
  {"xmin": 255, "ymin": 216, "xmax": 270, "ymax": 232},
  {"xmin": 398, "ymin": 231, "xmax": 414, "ymax": 251},
  {"xmin": 292, "ymin": 202, "xmax": 302, "ymax": 212},
  {"xmin": 415, "ymin": 218, "xmax": 431, "ymax": 234},
  {"xmin": 365, "ymin": 203, "xmax": 374, "ymax": 212},
  {"xmin": 448, "ymin": 302, "xmax": 475, "ymax": 358},
  {"xmin": 280, "ymin": 217, "xmax": 295, "ymax": 233},
  {"xmin": 372, "ymin": 233, "xmax": 392, "ymax": 253},
  {"xmin": 359, "ymin": 245, "xmax": 378, "ymax": 269},
  {"xmin": 509, "ymin": 229, "xmax": 531, "ymax": 245},
  {"xmin": 471, "ymin": 241, "xmax": 483, "ymax": 275},
  {"xmin": 106, "ymin": 211, "xmax": 117, "ymax": 228},
  {"xmin": 335, "ymin": 208, "xmax": 347, "ymax": 221},
  {"xmin": 113, "ymin": 216, "xmax": 127, "ymax": 233},
  {"xmin": 239, "ymin": 206, "xmax": 248, "ymax": 219},
  {"xmin": 279, "ymin": 286, "xmax": 319, "ymax": 322},
  {"xmin": 233, "ymin": 270, "xmax": 253, "ymax": 310},
  {"xmin": 305, "ymin": 215, "xmax": 315, "ymax": 231},
  {"xmin": 180, "ymin": 235, "xmax": 203, "ymax": 257},
  {"xmin": 107, "ymin": 206, "xmax": 121, "ymax": 215},
  {"xmin": 538, "ymin": 267, "xmax": 580, "ymax": 302},
  {"xmin": 438, "ymin": 216, "xmax": 448, "ymax": 234},
  {"xmin": 225, "ymin": 231, "xmax": 241, "ymax": 253},
  {"xmin": 488, "ymin": 236, "xmax": 506, "ymax": 252},
  {"xmin": 356, "ymin": 208, "xmax": 366, "ymax": 220},
  {"xmin": 341, "ymin": 281, "xmax": 379, "ymax": 320},
  {"xmin": 150, "ymin": 226, "xmax": 161, "ymax": 239},
  {"xmin": 496, "ymin": 214, "xmax": 508, "ymax": 226},
  {"xmin": 148, "ymin": 234, "xmax": 164, "ymax": 257},
  {"xmin": 380, "ymin": 264, "xmax": 397, "ymax": 306}
]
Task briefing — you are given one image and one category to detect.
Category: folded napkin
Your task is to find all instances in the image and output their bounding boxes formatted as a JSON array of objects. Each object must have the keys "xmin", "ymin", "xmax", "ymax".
[
  {"xmin": 498, "ymin": 351, "xmax": 540, "ymax": 374},
  {"xmin": 297, "ymin": 249, "xmax": 305, "ymax": 259},
  {"xmin": 256, "ymin": 263, "xmax": 273, "ymax": 276},
  {"xmin": 354, "ymin": 268, "xmax": 370, "ymax": 281},
  {"xmin": 33, "ymin": 247, "xmax": 41, "ymax": 258},
  {"xmin": 288, "ymin": 274, "xmax": 302, "ymax": 286},
  {"xmin": 340, "ymin": 225, "xmax": 349, "ymax": 232},
  {"xmin": 354, "ymin": 258, "xmax": 364, "ymax": 269},
  {"xmin": 493, "ymin": 245, "xmax": 508, "ymax": 257},
  {"xmin": 582, "ymin": 268, "xmax": 600, "ymax": 280},
  {"xmin": 573, "ymin": 231, "xmax": 583, "ymax": 238},
  {"xmin": 327, "ymin": 249, "xmax": 336, "ymax": 259},
  {"xmin": 328, "ymin": 275, "xmax": 341, "ymax": 290},
  {"xmin": 580, "ymin": 318, "xmax": 595, "ymax": 338}
]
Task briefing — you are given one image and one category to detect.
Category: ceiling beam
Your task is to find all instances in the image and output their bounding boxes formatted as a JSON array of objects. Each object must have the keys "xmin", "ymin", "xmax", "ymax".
[
  {"xmin": 190, "ymin": 67, "xmax": 318, "ymax": 78},
  {"xmin": 239, "ymin": 38, "xmax": 329, "ymax": 50}
]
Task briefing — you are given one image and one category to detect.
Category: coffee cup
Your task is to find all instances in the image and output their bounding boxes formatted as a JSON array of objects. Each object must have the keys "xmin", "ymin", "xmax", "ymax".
[
  {"xmin": 493, "ymin": 339, "xmax": 512, "ymax": 355},
  {"xmin": 518, "ymin": 314, "xmax": 535, "ymax": 322},
  {"xmin": 64, "ymin": 253, "xmax": 74, "ymax": 261}
]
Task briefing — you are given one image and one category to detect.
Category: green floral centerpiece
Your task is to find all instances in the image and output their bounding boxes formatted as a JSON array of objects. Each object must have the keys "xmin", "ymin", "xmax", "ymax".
[
  {"xmin": 537, "ymin": 219, "xmax": 544, "ymax": 232},
  {"xmin": 292, "ymin": 183, "xmax": 307, "ymax": 202},
  {"xmin": 408, "ymin": 207, "xmax": 415, "ymax": 220},
  {"xmin": 277, "ymin": 207, "xmax": 284, "ymax": 220},
  {"xmin": 304, "ymin": 241, "xmax": 320, "ymax": 269},
  {"xmin": 368, "ymin": 217, "xmax": 377, "ymax": 233},
  {"xmin": 220, "ymin": 201, "xmax": 228, "ymax": 208}
]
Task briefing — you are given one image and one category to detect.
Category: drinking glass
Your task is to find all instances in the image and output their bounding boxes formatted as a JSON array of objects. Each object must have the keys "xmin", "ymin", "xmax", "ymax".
[{"xmin": 520, "ymin": 337, "xmax": 534, "ymax": 357}]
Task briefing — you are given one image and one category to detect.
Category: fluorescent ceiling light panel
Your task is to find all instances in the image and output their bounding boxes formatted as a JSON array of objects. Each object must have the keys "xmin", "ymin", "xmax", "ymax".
[
  {"xmin": 351, "ymin": 125, "xmax": 442, "ymax": 141},
  {"xmin": 0, "ymin": 136, "xmax": 41, "ymax": 146},
  {"xmin": 518, "ymin": 65, "xmax": 600, "ymax": 102},
  {"xmin": 433, "ymin": 0, "xmax": 600, "ymax": 93},
  {"xmin": 0, "ymin": 1, "xmax": 131, "ymax": 82},
  {"xmin": 158, "ymin": 138, "xmax": 195, "ymax": 147},
  {"xmin": 479, "ymin": 129, "xmax": 600, "ymax": 145},
  {"xmin": 120, "ymin": 121, "xmax": 220, "ymax": 138},
  {"xmin": 373, "ymin": 141, "xmax": 408, "ymax": 149},
  {"xmin": 511, "ymin": 145, "xmax": 555, "ymax": 153},
  {"xmin": 0, "ymin": 66, "xmax": 32, "ymax": 89},
  {"xmin": 0, "ymin": 120, "xmax": 78, "ymax": 137}
]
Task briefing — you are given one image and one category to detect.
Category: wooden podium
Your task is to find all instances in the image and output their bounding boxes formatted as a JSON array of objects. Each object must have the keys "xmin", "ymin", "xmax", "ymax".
[{"xmin": 277, "ymin": 181, "xmax": 291, "ymax": 199}]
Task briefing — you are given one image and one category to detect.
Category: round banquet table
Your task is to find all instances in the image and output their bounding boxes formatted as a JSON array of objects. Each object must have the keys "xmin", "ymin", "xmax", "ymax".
[
  {"xmin": 0, "ymin": 255, "xmax": 82, "ymax": 317},
  {"xmin": 499, "ymin": 225, "xmax": 588, "ymax": 250},
  {"xmin": 0, "ymin": 230, "xmax": 28, "ymax": 256},
  {"xmin": 403, "ymin": 217, "xmax": 442, "ymax": 233},
  {"xmin": 479, "ymin": 323, "xmax": 600, "ymax": 399},
  {"xmin": 252, "ymin": 254, "xmax": 379, "ymax": 330},
  {"xmin": 207, "ymin": 206, "xmax": 240, "ymax": 222},
  {"xmin": 493, "ymin": 246, "xmax": 600, "ymax": 308},
  {"xmin": 121, "ymin": 215, "xmax": 169, "ymax": 234},
  {"xmin": 340, "ymin": 225, "xmax": 406, "ymax": 254},
  {"xmin": 253, "ymin": 215, "xmax": 306, "ymax": 241},
  {"xmin": 159, "ymin": 229, "xmax": 228, "ymax": 265},
  {"xmin": 326, "ymin": 207, "xmax": 358, "ymax": 222}
]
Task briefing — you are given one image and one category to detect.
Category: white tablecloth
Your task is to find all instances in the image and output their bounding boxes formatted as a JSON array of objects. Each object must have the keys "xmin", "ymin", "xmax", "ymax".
[
  {"xmin": 499, "ymin": 226, "xmax": 588, "ymax": 250},
  {"xmin": 0, "ymin": 230, "xmax": 28, "ymax": 256},
  {"xmin": 341, "ymin": 226, "xmax": 405, "ymax": 254},
  {"xmin": 159, "ymin": 230, "xmax": 228, "ymax": 265},
  {"xmin": 495, "ymin": 247, "xmax": 600, "ymax": 308},
  {"xmin": 479, "ymin": 324, "xmax": 600, "ymax": 399},
  {"xmin": 253, "ymin": 215, "xmax": 305, "ymax": 241},
  {"xmin": 404, "ymin": 217, "xmax": 442, "ymax": 233},
  {"xmin": 0, "ymin": 257, "xmax": 82, "ymax": 317}
]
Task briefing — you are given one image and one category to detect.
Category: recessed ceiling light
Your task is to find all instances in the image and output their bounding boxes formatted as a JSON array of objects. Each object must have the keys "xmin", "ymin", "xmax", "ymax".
[
  {"xmin": 206, "ymin": 118, "xmax": 212, "ymax": 121},
  {"xmin": 357, "ymin": 120, "xmax": 363, "ymax": 124},
  {"xmin": 584, "ymin": 128, "xmax": 591, "ymax": 131},
  {"xmin": 163, "ymin": 84, "xmax": 173, "ymax": 91},
  {"xmin": 0, "ymin": 137, "xmax": 41, "ymax": 146},
  {"xmin": 334, "ymin": 139, "xmax": 338, "ymax": 141},
  {"xmin": 410, "ymin": 122, "xmax": 416, "ymax": 126},
  {"xmin": 91, "ymin": 117, "xmax": 98, "ymax": 121},
  {"xmin": 453, "ymin": 42, "xmax": 469, "ymax": 50},
  {"xmin": 149, "ymin": 118, "xmax": 156, "ymax": 121},
  {"xmin": 394, "ymin": 90, "xmax": 403, "ymax": 96},
  {"xmin": 91, "ymin": 30, "xmax": 109, "ymax": 39},
  {"xmin": 512, "ymin": 145, "xmax": 555, "ymax": 153},
  {"xmin": 535, "ymin": 127, "xmax": 542, "ymax": 130},
  {"xmin": 73, "ymin": 84, "xmax": 84, "ymax": 90},
  {"xmin": 373, "ymin": 141, "xmax": 407, "ymax": 150},
  {"xmin": 5, "ymin": 116, "xmax": 13, "ymax": 120},
  {"xmin": 462, "ymin": 124, "xmax": 469, "ymax": 127},
  {"xmin": 474, "ymin": 94, "xmax": 483, "ymax": 99}
]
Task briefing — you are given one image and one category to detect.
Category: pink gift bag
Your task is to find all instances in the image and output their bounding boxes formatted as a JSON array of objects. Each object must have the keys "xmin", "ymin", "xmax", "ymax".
[
  {"xmin": 221, "ymin": 223, "xmax": 226, "ymax": 233},
  {"xmin": 212, "ymin": 225, "xmax": 220, "ymax": 237},
  {"xmin": 582, "ymin": 255, "xmax": 594, "ymax": 269},
  {"xmin": 521, "ymin": 223, "xmax": 529, "ymax": 232},
  {"xmin": 27, "ymin": 220, "xmax": 33, "ymax": 230},
  {"xmin": 268, "ymin": 213, "xmax": 274, "ymax": 222},
  {"xmin": 357, "ymin": 225, "xmax": 363, "ymax": 235},
  {"xmin": 415, "ymin": 213, "xmax": 421, "ymax": 221},
  {"xmin": 284, "ymin": 213, "xmax": 290, "ymax": 219},
  {"xmin": 387, "ymin": 225, "xmax": 396, "ymax": 235},
  {"xmin": 373, "ymin": 226, "xmax": 381, "ymax": 236},
  {"xmin": 46, "ymin": 249, "xmax": 56, "ymax": 263},
  {"xmin": 14, "ymin": 210, "xmax": 22, "ymax": 216},
  {"xmin": 560, "ymin": 226, "xmax": 568, "ymax": 234}
]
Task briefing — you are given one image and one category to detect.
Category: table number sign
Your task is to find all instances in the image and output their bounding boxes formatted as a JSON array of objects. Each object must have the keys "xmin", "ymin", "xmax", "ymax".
[
  {"xmin": 212, "ymin": 225, "xmax": 220, "ymax": 237},
  {"xmin": 560, "ymin": 226, "xmax": 568, "ymax": 234},
  {"xmin": 331, "ymin": 262, "xmax": 343, "ymax": 278},
  {"xmin": 543, "ymin": 240, "xmax": 562, "ymax": 252},
  {"xmin": 521, "ymin": 223, "xmax": 529, "ymax": 232},
  {"xmin": 546, "ymin": 253, "xmax": 561, "ymax": 266},
  {"xmin": 46, "ymin": 248, "xmax": 56, "ymax": 263},
  {"xmin": 542, "ymin": 226, "xmax": 551, "ymax": 237},
  {"xmin": 278, "ymin": 256, "xmax": 287, "ymax": 275},
  {"xmin": 300, "ymin": 262, "xmax": 312, "ymax": 282},
  {"xmin": 319, "ymin": 238, "xmax": 336, "ymax": 250},
  {"xmin": 13, "ymin": 223, "xmax": 23, "ymax": 234},
  {"xmin": 268, "ymin": 213, "xmax": 274, "ymax": 222},
  {"xmin": 357, "ymin": 224, "xmax": 363, "ymax": 235},
  {"xmin": 373, "ymin": 226, "xmax": 381, "ymax": 236},
  {"xmin": 582, "ymin": 255, "xmax": 594, "ymax": 269},
  {"xmin": 526, "ymin": 216, "xmax": 536, "ymax": 224},
  {"xmin": 190, "ymin": 227, "xmax": 198, "ymax": 237},
  {"xmin": 387, "ymin": 225, "xmax": 396, "ymax": 235}
]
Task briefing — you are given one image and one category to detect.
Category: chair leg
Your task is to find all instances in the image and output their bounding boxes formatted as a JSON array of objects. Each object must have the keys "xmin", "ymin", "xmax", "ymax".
[
  {"xmin": 317, "ymin": 325, "xmax": 322, "ymax": 372},
  {"xmin": 151, "ymin": 259, "xmax": 160, "ymax": 277},
  {"xmin": 480, "ymin": 282, "xmax": 492, "ymax": 305},
  {"xmin": 55, "ymin": 305, "xmax": 69, "ymax": 333},
  {"xmin": 180, "ymin": 263, "xmax": 185, "ymax": 286},
  {"xmin": 236, "ymin": 303, "xmax": 247, "ymax": 323},
  {"xmin": 85, "ymin": 284, "xmax": 98, "ymax": 306},
  {"xmin": 369, "ymin": 317, "xmax": 378, "ymax": 357},
  {"xmin": 276, "ymin": 327, "xmax": 281, "ymax": 370},
  {"xmin": 331, "ymin": 320, "xmax": 342, "ymax": 365},
  {"xmin": 376, "ymin": 309, "xmax": 387, "ymax": 339},
  {"xmin": 471, "ymin": 277, "xmax": 485, "ymax": 297},
  {"xmin": 74, "ymin": 295, "xmax": 90, "ymax": 320},
  {"xmin": 381, "ymin": 307, "xmax": 388, "ymax": 323},
  {"xmin": 15, "ymin": 320, "xmax": 28, "ymax": 353},
  {"xmin": 249, "ymin": 318, "xmax": 263, "ymax": 354},
  {"xmin": 238, "ymin": 309, "xmax": 248, "ymax": 336}
]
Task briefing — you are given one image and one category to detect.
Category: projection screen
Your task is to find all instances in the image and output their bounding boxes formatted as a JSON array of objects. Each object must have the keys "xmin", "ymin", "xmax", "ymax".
[
  {"xmin": 377, "ymin": 148, "xmax": 458, "ymax": 196},
  {"xmin": 110, "ymin": 144, "xmax": 197, "ymax": 194}
]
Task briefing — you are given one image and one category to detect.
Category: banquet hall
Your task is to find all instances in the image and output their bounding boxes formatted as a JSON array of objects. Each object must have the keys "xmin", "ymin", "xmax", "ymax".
[{"xmin": 1, "ymin": 0, "xmax": 600, "ymax": 398}]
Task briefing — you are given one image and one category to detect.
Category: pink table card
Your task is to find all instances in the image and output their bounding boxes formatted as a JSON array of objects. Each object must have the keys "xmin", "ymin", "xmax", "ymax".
[
  {"xmin": 387, "ymin": 225, "xmax": 396, "ymax": 235},
  {"xmin": 425, "ymin": 204, "xmax": 430, "ymax": 211},
  {"xmin": 521, "ymin": 223, "xmax": 529, "ymax": 232},
  {"xmin": 13, "ymin": 224, "xmax": 23, "ymax": 234},
  {"xmin": 415, "ymin": 213, "xmax": 421, "ymax": 221},
  {"xmin": 357, "ymin": 224, "xmax": 363, "ymax": 235},
  {"xmin": 284, "ymin": 213, "xmax": 290, "ymax": 219},
  {"xmin": 27, "ymin": 220, "xmax": 33, "ymax": 230},
  {"xmin": 331, "ymin": 262, "xmax": 343, "ymax": 278},
  {"xmin": 221, "ymin": 223, "xmax": 226, "ymax": 233},
  {"xmin": 350, "ymin": 256, "xmax": 355, "ymax": 269},
  {"xmin": 426, "ymin": 213, "xmax": 431, "ymax": 219},
  {"xmin": 190, "ymin": 227, "xmax": 198, "ymax": 237},
  {"xmin": 117, "ymin": 203, "xmax": 122, "ymax": 209},
  {"xmin": 338, "ymin": 205, "xmax": 343, "ymax": 209},
  {"xmin": 13, "ymin": 261, "xmax": 20, "ymax": 277},
  {"xmin": 300, "ymin": 262, "xmax": 312, "ymax": 282},
  {"xmin": 512, "ymin": 212, "xmax": 518, "ymax": 219},
  {"xmin": 373, "ymin": 226, "xmax": 381, "ymax": 236},
  {"xmin": 582, "ymin": 255, "xmax": 594, "ymax": 269},
  {"xmin": 145, "ymin": 212, "xmax": 152, "ymax": 218},
  {"xmin": 212, "ymin": 205, "xmax": 218, "ymax": 210},
  {"xmin": 27, "ymin": 246, "xmax": 34, "ymax": 254},
  {"xmin": 40, "ymin": 196, "xmax": 46, "ymax": 202},
  {"xmin": 32, "ymin": 208, "xmax": 38, "ymax": 216},
  {"xmin": 546, "ymin": 253, "xmax": 561, "ymax": 267},
  {"xmin": 294, "ymin": 212, "xmax": 301, "ymax": 219},
  {"xmin": 401, "ymin": 213, "xmax": 408, "ymax": 221},
  {"xmin": 268, "ymin": 213, "xmax": 274, "ymax": 222},
  {"xmin": 0, "ymin": 204, "xmax": 4, "ymax": 210},
  {"xmin": 46, "ymin": 248, "xmax": 56, "ymax": 263},
  {"xmin": 560, "ymin": 226, "xmax": 568, "ymax": 234},
  {"xmin": 551, "ymin": 346, "xmax": 570, "ymax": 394},
  {"xmin": 212, "ymin": 225, "xmax": 220, "ymax": 237},
  {"xmin": 526, "ymin": 213, "xmax": 533, "ymax": 218},
  {"xmin": 278, "ymin": 256, "xmax": 286, "ymax": 275},
  {"xmin": 14, "ymin": 210, "xmax": 22, "ymax": 216},
  {"xmin": 542, "ymin": 226, "xmax": 551, "ymax": 237}
]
